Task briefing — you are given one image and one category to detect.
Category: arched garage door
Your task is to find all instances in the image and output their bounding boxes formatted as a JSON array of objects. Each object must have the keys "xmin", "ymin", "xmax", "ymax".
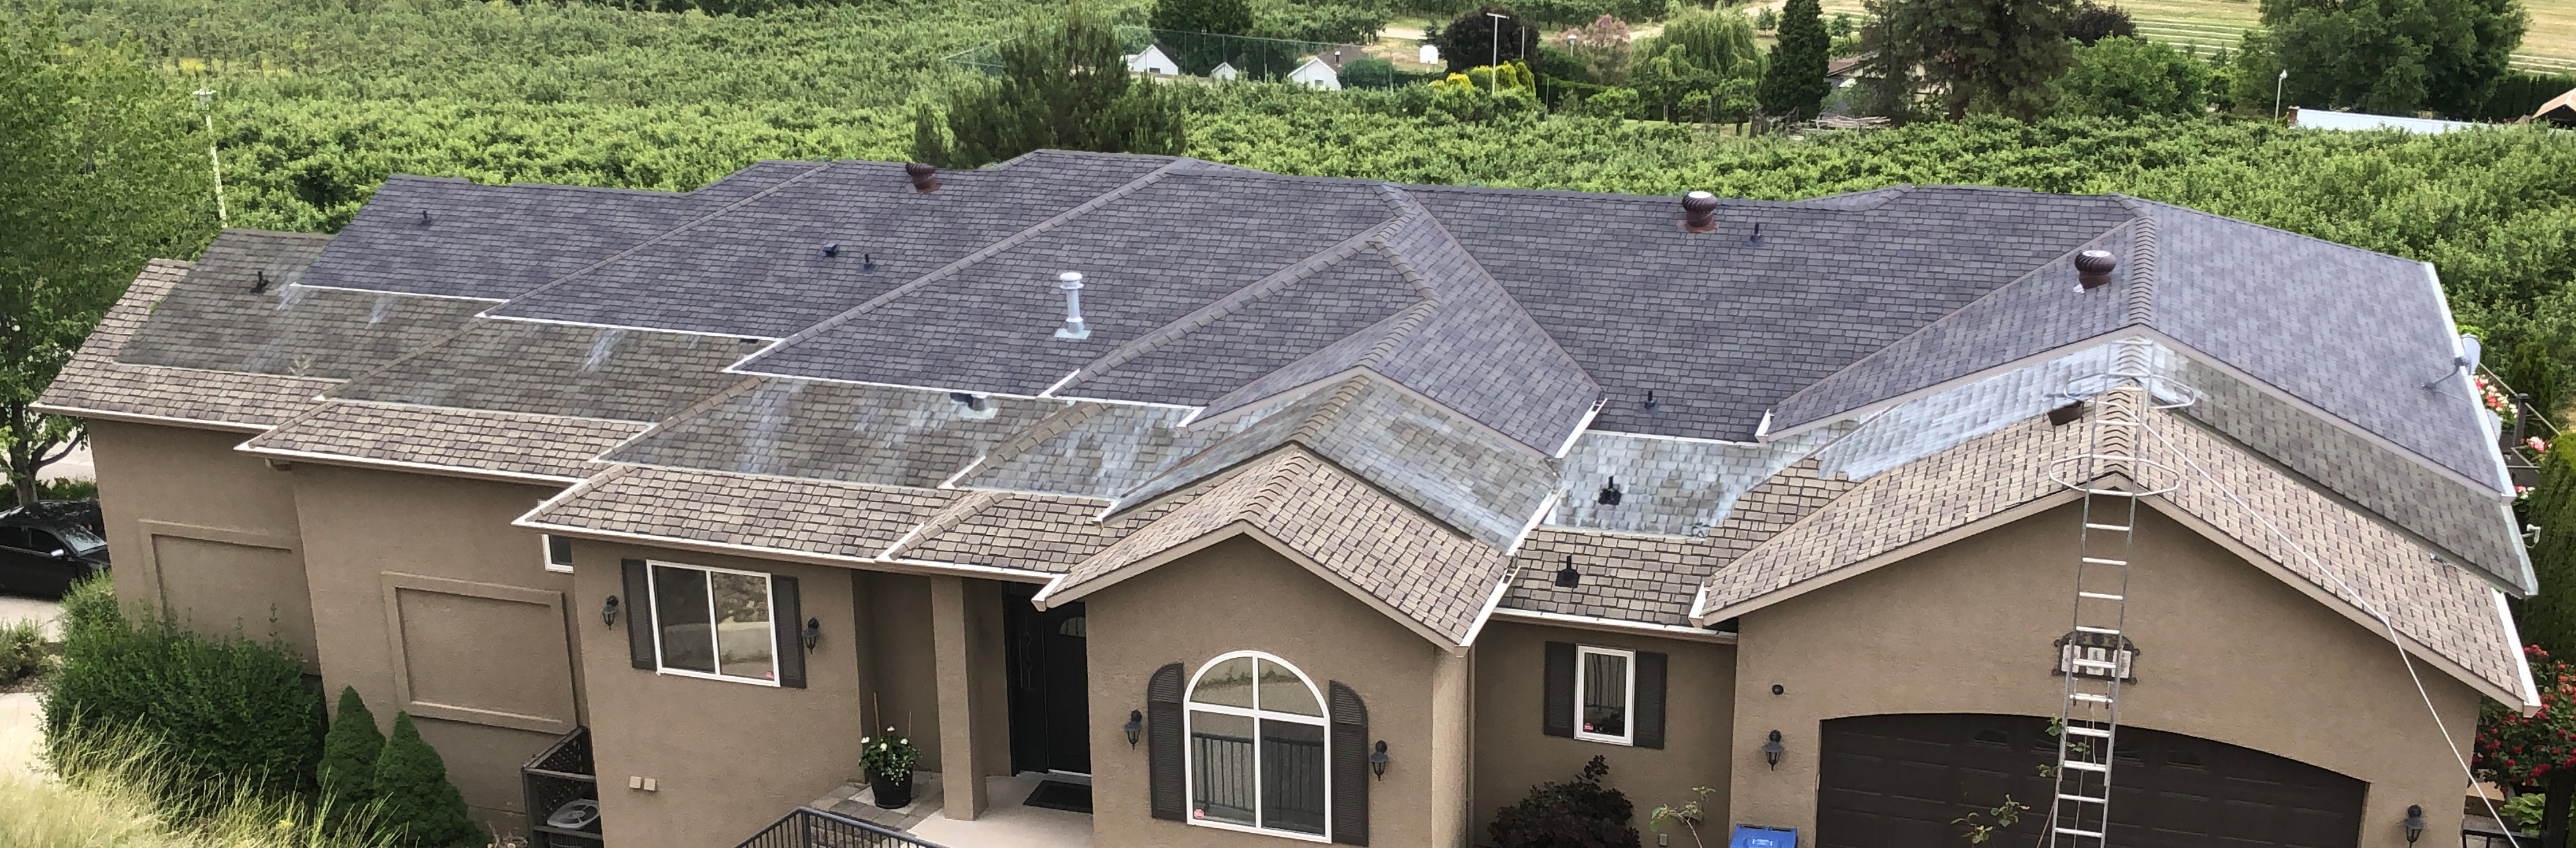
[{"xmin": 1817, "ymin": 714, "xmax": 2365, "ymax": 847}]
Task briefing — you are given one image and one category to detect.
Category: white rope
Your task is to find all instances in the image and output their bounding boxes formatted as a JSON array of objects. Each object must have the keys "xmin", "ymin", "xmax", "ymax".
[{"xmin": 2142, "ymin": 420, "xmax": 2523, "ymax": 847}]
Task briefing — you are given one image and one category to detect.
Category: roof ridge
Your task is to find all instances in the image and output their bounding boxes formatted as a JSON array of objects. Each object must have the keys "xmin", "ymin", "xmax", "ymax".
[
  {"xmin": 1398, "ymin": 201, "xmax": 1602, "ymax": 397},
  {"xmin": 732, "ymin": 157, "xmax": 1193, "ymax": 374},
  {"xmin": 2125, "ymin": 209, "xmax": 2158, "ymax": 325},
  {"xmin": 1058, "ymin": 203, "xmax": 1422, "ymax": 391},
  {"xmin": 884, "ymin": 489, "xmax": 1011, "ymax": 559},
  {"xmin": 964, "ymin": 399, "xmax": 1108, "ymax": 475},
  {"xmin": 592, "ymin": 374, "xmax": 767, "ymax": 462},
  {"xmin": 475, "ymin": 161, "xmax": 836, "ymax": 317},
  {"xmin": 1236, "ymin": 449, "xmax": 1316, "ymax": 523},
  {"xmin": 1286, "ymin": 376, "xmax": 1373, "ymax": 445}
]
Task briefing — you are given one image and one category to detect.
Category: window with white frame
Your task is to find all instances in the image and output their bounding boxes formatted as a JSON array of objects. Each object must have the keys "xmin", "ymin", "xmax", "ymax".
[
  {"xmin": 1575, "ymin": 645, "xmax": 1635, "ymax": 745},
  {"xmin": 543, "ymin": 535, "xmax": 574, "ymax": 573},
  {"xmin": 647, "ymin": 561, "xmax": 777, "ymax": 684},
  {"xmin": 1186, "ymin": 652, "xmax": 1329, "ymax": 840}
]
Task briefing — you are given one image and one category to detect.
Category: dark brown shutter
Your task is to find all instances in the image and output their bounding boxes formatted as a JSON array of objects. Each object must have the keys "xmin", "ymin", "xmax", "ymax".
[
  {"xmin": 772, "ymin": 574, "xmax": 805, "ymax": 689},
  {"xmin": 1148, "ymin": 662, "xmax": 1186, "ymax": 820},
  {"xmin": 1633, "ymin": 651, "xmax": 1668, "ymax": 749},
  {"xmin": 1329, "ymin": 681, "xmax": 1369, "ymax": 845},
  {"xmin": 622, "ymin": 559, "xmax": 654, "ymax": 669},
  {"xmin": 1543, "ymin": 641, "xmax": 1576, "ymax": 737}
]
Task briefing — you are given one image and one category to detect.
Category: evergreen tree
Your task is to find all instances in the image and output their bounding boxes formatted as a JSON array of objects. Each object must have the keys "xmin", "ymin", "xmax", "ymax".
[
  {"xmin": 370, "ymin": 712, "xmax": 479, "ymax": 848},
  {"xmin": 914, "ymin": 6, "xmax": 1186, "ymax": 169},
  {"xmin": 1434, "ymin": 7, "xmax": 1537, "ymax": 74},
  {"xmin": 1758, "ymin": 0, "xmax": 1831, "ymax": 121},
  {"xmin": 319, "ymin": 687, "xmax": 385, "ymax": 808},
  {"xmin": 1860, "ymin": 0, "xmax": 2078, "ymax": 121}
]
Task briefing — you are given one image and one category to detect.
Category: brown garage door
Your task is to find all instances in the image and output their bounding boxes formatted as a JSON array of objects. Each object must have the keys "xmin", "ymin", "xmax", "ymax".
[{"xmin": 1816, "ymin": 714, "xmax": 2364, "ymax": 847}]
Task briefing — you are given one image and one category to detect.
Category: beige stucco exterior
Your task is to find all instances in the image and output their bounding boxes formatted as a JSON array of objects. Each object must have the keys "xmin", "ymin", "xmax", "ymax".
[
  {"xmin": 1728, "ymin": 502, "xmax": 2482, "ymax": 847},
  {"xmin": 284, "ymin": 462, "xmax": 580, "ymax": 829},
  {"xmin": 1082, "ymin": 533, "xmax": 1473, "ymax": 848},
  {"xmin": 87, "ymin": 420, "xmax": 317, "ymax": 662},
  {"xmin": 1471, "ymin": 621, "xmax": 1737, "ymax": 843}
]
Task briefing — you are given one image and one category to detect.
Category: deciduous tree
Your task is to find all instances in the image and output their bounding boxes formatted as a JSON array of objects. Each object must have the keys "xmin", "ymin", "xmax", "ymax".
[
  {"xmin": 1434, "ymin": 7, "xmax": 1537, "ymax": 73},
  {"xmin": 1, "ymin": 12, "xmax": 213, "ymax": 506},
  {"xmin": 2054, "ymin": 35, "xmax": 2211, "ymax": 119},
  {"xmin": 2236, "ymin": 0, "xmax": 2526, "ymax": 116}
]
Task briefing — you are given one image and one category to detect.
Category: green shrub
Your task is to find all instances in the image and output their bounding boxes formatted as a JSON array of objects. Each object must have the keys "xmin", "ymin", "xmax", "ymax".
[
  {"xmin": 1488, "ymin": 755, "xmax": 1639, "ymax": 847},
  {"xmin": 58, "ymin": 573, "xmax": 121, "ymax": 642},
  {"xmin": 43, "ymin": 599, "xmax": 324, "ymax": 794},
  {"xmin": 0, "ymin": 618, "xmax": 45, "ymax": 685},
  {"xmin": 369, "ymin": 712, "xmax": 478, "ymax": 848},
  {"xmin": 319, "ymin": 687, "xmax": 385, "ymax": 811},
  {"xmin": 2054, "ymin": 37, "xmax": 2212, "ymax": 119},
  {"xmin": 0, "ymin": 477, "xmax": 98, "ymax": 505}
]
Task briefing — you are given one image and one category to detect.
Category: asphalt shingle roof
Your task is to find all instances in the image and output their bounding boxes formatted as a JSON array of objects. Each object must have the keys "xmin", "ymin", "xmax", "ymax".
[
  {"xmin": 328, "ymin": 321, "xmax": 767, "ymax": 422},
  {"xmin": 243, "ymin": 402, "xmax": 647, "ymax": 481},
  {"xmin": 36, "ymin": 254, "xmax": 332, "ymax": 429}
]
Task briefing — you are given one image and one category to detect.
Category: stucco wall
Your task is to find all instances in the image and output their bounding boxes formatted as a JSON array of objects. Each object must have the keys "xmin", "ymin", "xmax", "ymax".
[
  {"xmin": 85, "ymin": 420, "xmax": 316, "ymax": 662},
  {"xmin": 1083, "ymin": 534, "xmax": 1472, "ymax": 848},
  {"xmin": 286, "ymin": 463, "xmax": 578, "ymax": 831},
  {"xmin": 570, "ymin": 541, "xmax": 992, "ymax": 848},
  {"xmin": 1728, "ymin": 502, "xmax": 2484, "ymax": 847},
  {"xmin": 1471, "ymin": 622, "xmax": 1736, "ymax": 845}
]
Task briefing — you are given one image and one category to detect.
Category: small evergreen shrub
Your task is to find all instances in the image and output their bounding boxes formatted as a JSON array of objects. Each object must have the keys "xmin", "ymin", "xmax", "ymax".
[
  {"xmin": 321, "ymin": 687, "xmax": 386, "ymax": 808},
  {"xmin": 1489, "ymin": 755, "xmax": 1640, "ymax": 848},
  {"xmin": 43, "ymin": 592, "xmax": 324, "ymax": 794},
  {"xmin": 0, "ymin": 618, "xmax": 47, "ymax": 685},
  {"xmin": 370, "ymin": 712, "xmax": 480, "ymax": 848}
]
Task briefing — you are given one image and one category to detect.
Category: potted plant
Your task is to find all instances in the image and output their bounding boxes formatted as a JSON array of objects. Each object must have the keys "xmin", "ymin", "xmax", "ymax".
[{"xmin": 861, "ymin": 727, "xmax": 921, "ymax": 809}]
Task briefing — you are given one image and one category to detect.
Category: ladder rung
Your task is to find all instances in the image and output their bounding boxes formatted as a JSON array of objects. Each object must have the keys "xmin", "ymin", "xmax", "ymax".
[
  {"xmin": 2076, "ymin": 626, "xmax": 2121, "ymax": 635},
  {"xmin": 2061, "ymin": 761, "xmax": 2110, "ymax": 773},
  {"xmin": 2059, "ymin": 792, "xmax": 2107, "ymax": 803},
  {"xmin": 2081, "ymin": 557, "xmax": 2128, "ymax": 565},
  {"xmin": 2071, "ymin": 658, "xmax": 2118, "ymax": 670},
  {"xmin": 2079, "ymin": 592, "xmax": 2124, "ymax": 600},
  {"xmin": 2094, "ymin": 419, "xmax": 2139, "ymax": 426},
  {"xmin": 2084, "ymin": 523, "xmax": 2130, "ymax": 531},
  {"xmin": 2071, "ymin": 693, "xmax": 2115, "ymax": 703},
  {"xmin": 2056, "ymin": 826, "xmax": 2107, "ymax": 838},
  {"xmin": 2064, "ymin": 725, "xmax": 2112, "ymax": 737}
]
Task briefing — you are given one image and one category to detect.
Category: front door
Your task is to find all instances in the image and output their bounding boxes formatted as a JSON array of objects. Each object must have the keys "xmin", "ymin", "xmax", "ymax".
[{"xmin": 1004, "ymin": 584, "xmax": 1092, "ymax": 775}]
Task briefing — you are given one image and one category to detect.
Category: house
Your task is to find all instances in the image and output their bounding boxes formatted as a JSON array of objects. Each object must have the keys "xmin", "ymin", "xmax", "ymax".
[
  {"xmin": 1209, "ymin": 61, "xmax": 1238, "ymax": 81},
  {"xmin": 1286, "ymin": 54, "xmax": 1342, "ymax": 89},
  {"xmin": 2288, "ymin": 106, "xmax": 2485, "ymax": 134},
  {"xmin": 41, "ymin": 151, "xmax": 2537, "ymax": 848},
  {"xmin": 1824, "ymin": 53, "xmax": 1871, "ymax": 89},
  {"xmin": 1125, "ymin": 44, "xmax": 1180, "ymax": 76},
  {"xmin": 2534, "ymin": 87, "xmax": 2576, "ymax": 127}
]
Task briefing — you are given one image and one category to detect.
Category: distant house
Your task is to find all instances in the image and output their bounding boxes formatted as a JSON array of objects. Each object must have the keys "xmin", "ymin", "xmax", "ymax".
[
  {"xmin": 1124, "ymin": 43, "xmax": 1179, "ymax": 75},
  {"xmin": 1419, "ymin": 43, "xmax": 1440, "ymax": 65},
  {"xmin": 2535, "ymin": 88, "xmax": 2576, "ymax": 128},
  {"xmin": 1825, "ymin": 53, "xmax": 1873, "ymax": 89},
  {"xmin": 2288, "ymin": 106, "xmax": 2482, "ymax": 134},
  {"xmin": 1287, "ymin": 54, "xmax": 1343, "ymax": 89},
  {"xmin": 1209, "ymin": 60, "xmax": 1238, "ymax": 81}
]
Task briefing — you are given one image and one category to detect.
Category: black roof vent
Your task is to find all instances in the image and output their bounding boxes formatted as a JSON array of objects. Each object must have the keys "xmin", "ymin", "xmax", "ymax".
[
  {"xmin": 907, "ymin": 162, "xmax": 940, "ymax": 193},
  {"xmin": 1555, "ymin": 557, "xmax": 1581, "ymax": 588},
  {"xmin": 948, "ymin": 392, "xmax": 986, "ymax": 411},
  {"xmin": 1748, "ymin": 222, "xmax": 1764, "ymax": 244},
  {"xmin": 418, "ymin": 209, "xmax": 432, "ymax": 226},
  {"xmin": 251, "ymin": 269, "xmax": 269, "ymax": 294},
  {"xmin": 1682, "ymin": 191, "xmax": 1719, "ymax": 233},
  {"xmin": 862, "ymin": 252, "xmax": 876, "ymax": 272},
  {"xmin": 2076, "ymin": 249, "xmax": 2119, "ymax": 289},
  {"xmin": 821, "ymin": 243, "xmax": 840, "ymax": 258},
  {"xmin": 2048, "ymin": 400, "xmax": 2088, "ymax": 426},
  {"xmin": 1597, "ymin": 477, "xmax": 1622, "ymax": 506},
  {"xmin": 1642, "ymin": 390, "xmax": 1658, "ymax": 410}
]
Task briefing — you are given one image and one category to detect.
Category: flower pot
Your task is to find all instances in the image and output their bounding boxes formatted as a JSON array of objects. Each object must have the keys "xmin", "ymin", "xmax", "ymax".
[{"xmin": 869, "ymin": 770, "xmax": 914, "ymax": 809}]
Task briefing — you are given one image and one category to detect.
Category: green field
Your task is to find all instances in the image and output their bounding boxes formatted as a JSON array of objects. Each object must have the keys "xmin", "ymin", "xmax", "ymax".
[{"xmin": 1749, "ymin": 0, "xmax": 2576, "ymax": 73}]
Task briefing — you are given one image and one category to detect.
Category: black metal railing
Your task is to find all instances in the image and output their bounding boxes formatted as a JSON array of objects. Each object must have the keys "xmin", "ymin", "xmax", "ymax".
[{"xmin": 735, "ymin": 807, "xmax": 949, "ymax": 848}]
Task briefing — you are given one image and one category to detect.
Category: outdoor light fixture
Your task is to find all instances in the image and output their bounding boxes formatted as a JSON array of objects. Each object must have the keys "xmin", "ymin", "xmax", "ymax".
[
  {"xmin": 1123, "ymin": 710, "xmax": 1144, "ymax": 748},
  {"xmin": 801, "ymin": 617, "xmax": 821, "ymax": 652},
  {"xmin": 1761, "ymin": 731, "xmax": 1784, "ymax": 769},
  {"xmin": 601, "ymin": 595, "xmax": 620, "ymax": 627},
  {"xmin": 2402, "ymin": 804, "xmax": 2423, "ymax": 843},
  {"xmin": 1369, "ymin": 741, "xmax": 1390, "ymax": 779}
]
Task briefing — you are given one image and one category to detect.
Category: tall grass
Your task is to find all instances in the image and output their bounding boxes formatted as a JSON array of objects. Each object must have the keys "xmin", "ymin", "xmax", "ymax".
[{"xmin": 3, "ymin": 725, "xmax": 385, "ymax": 848}]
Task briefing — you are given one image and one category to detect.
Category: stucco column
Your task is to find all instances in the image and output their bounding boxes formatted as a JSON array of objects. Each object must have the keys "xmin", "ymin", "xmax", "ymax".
[
  {"xmin": 1431, "ymin": 648, "xmax": 1475, "ymax": 847},
  {"xmin": 930, "ymin": 575, "xmax": 988, "ymax": 820}
]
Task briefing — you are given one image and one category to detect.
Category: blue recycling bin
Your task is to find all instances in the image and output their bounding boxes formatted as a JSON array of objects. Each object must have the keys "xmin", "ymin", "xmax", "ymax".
[{"xmin": 1728, "ymin": 824, "xmax": 1798, "ymax": 848}]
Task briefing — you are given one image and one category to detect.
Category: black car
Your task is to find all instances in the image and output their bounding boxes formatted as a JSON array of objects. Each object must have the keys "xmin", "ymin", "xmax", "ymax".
[{"xmin": 0, "ymin": 499, "xmax": 110, "ymax": 597}]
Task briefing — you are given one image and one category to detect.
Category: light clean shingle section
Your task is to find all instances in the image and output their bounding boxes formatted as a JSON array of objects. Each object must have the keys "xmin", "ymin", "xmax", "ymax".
[{"xmin": 525, "ymin": 466, "xmax": 960, "ymax": 561}]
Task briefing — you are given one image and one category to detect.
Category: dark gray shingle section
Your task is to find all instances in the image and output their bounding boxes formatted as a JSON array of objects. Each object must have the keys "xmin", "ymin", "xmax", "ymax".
[
  {"xmin": 328, "ymin": 321, "xmax": 768, "ymax": 422},
  {"xmin": 38, "ymin": 257, "xmax": 336, "ymax": 428},
  {"xmin": 1062, "ymin": 249, "xmax": 1424, "ymax": 405},
  {"xmin": 488, "ymin": 152, "xmax": 1178, "ymax": 336},
  {"xmin": 117, "ymin": 230, "xmax": 483, "ymax": 380}
]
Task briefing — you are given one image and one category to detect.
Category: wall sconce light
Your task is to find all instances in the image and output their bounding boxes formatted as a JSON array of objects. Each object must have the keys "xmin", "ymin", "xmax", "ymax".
[
  {"xmin": 600, "ymin": 595, "xmax": 620, "ymax": 627},
  {"xmin": 1123, "ymin": 711, "xmax": 1144, "ymax": 748},
  {"xmin": 1762, "ymin": 731, "xmax": 1784, "ymax": 770},
  {"xmin": 1369, "ymin": 741, "xmax": 1389, "ymax": 779},
  {"xmin": 801, "ymin": 617, "xmax": 821, "ymax": 652},
  {"xmin": 2402, "ymin": 803, "xmax": 2423, "ymax": 844}
]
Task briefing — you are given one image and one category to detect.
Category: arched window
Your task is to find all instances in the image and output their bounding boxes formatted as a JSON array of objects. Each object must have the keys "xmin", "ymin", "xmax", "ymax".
[{"xmin": 1186, "ymin": 651, "xmax": 1329, "ymax": 840}]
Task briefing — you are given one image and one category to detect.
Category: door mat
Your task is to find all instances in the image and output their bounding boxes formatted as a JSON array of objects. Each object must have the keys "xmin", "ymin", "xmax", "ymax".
[{"xmin": 1022, "ymin": 780, "xmax": 1093, "ymax": 815}]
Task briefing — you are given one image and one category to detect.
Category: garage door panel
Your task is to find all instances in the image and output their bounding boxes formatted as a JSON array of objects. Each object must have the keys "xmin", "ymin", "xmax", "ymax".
[{"xmin": 1818, "ymin": 714, "xmax": 2364, "ymax": 848}]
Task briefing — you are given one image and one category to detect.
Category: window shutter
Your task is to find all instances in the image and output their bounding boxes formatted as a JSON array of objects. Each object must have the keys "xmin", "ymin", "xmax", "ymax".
[
  {"xmin": 1543, "ymin": 641, "xmax": 1576, "ymax": 738},
  {"xmin": 1633, "ymin": 651, "xmax": 1668, "ymax": 749},
  {"xmin": 621, "ymin": 559, "xmax": 654, "ymax": 670},
  {"xmin": 1329, "ymin": 681, "xmax": 1369, "ymax": 845},
  {"xmin": 1148, "ymin": 662, "xmax": 1186, "ymax": 821},
  {"xmin": 772, "ymin": 574, "xmax": 805, "ymax": 689}
]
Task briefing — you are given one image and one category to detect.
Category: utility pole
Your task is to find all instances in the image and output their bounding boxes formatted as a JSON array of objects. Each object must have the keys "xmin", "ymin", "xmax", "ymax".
[
  {"xmin": 194, "ymin": 89, "xmax": 227, "ymax": 224},
  {"xmin": 1487, "ymin": 10, "xmax": 1506, "ymax": 94},
  {"xmin": 2273, "ymin": 69, "xmax": 2288, "ymax": 121}
]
